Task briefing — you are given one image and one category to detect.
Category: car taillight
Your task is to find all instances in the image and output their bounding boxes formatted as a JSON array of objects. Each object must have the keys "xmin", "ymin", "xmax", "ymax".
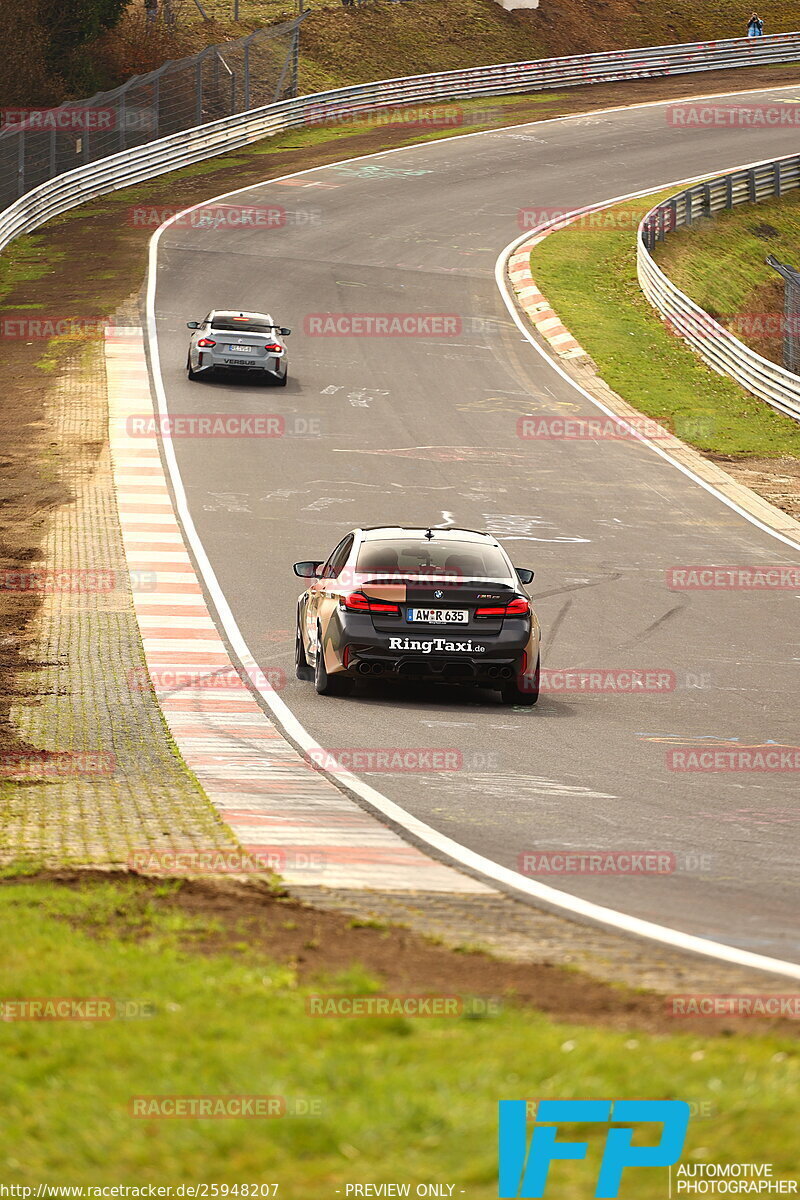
[
  {"xmin": 264, "ymin": 342, "xmax": 282, "ymax": 352},
  {"xmin": 341, "ymin": 592, "xmax": 399, "ymax": 615},
  {"xmin": 342, "ymin": 592, "xmax": 369, "ymax": 612},
  {"xmin": 505, "ymin": 597, "xmax": 531, "ymax": 615},
  {"xmin": 197, "ymin": 338, "xmax": 216, "ymax": 347},
  {"xmin": 475, "ymin": 597, "xmax": 530, "ymax": 618}
]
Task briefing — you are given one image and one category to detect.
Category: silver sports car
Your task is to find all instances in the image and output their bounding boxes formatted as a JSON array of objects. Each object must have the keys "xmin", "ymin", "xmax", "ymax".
[{"xmin": 186, "ymin": 309, "xmax": 291, "ymax": 385}]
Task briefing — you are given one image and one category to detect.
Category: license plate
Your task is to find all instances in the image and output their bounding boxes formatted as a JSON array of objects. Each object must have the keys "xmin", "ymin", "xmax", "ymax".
[
  {"xmin": 407, "ymin": 608, "xmax": 468, "ymax": 624},
  {"xmin": 228, "ymin": 344, "xmax": 254, "ymax": 353}
]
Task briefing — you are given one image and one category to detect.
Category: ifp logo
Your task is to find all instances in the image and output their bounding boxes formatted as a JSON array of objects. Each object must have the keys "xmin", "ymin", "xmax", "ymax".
[{"xmin": 498, "ymin": 1099, "xmax": 690, "ymax": 1197}]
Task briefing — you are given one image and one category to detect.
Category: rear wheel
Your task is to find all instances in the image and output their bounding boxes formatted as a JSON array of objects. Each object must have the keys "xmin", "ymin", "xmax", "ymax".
[
  {"xmin": 314, "ymin": 626, "xmax": 353, "ymax": 696},
  {"xmin": 295, "ymin": 621, "xmax": 314, "ymax": 682},
  {"xmin": 275, "ymin": 368, "xmax": 288, "ymax": 387},
  {"xmin": 186, "ymin": 353, "xmax": 198, "ymax": 381},
  {"xmin": 501, "ymin": 654, "xmax": 539, "ymax": 707}
]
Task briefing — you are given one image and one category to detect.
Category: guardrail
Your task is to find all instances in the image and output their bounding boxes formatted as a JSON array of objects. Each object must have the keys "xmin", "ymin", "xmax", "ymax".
[
  {"xmin": 2, "ymin": 30, "xmax": 800, "ymax": 255},
  {"xmin": 638, "ymin": 154, "xmax": 800, "ymax": 423}
]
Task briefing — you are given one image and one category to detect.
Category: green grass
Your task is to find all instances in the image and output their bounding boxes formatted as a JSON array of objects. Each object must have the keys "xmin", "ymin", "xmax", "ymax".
[
  {"xmin": 654, "ymin": 188, "xmax": 800, "ymax": 365},
  {"xmin": 290, "ymin": 0, "xmax": 800, "ymax": 96},
  {"xmin": 0, "ymin": 233, "xmax": 63, "ymax": 307},
  {"xmin": 85, "ymin": 0, "xmax": 800, "ymax": 102},
  {"xmin": 1, "ymin": 876, "xmax": 798, "ymax": 1195},
  {"xmin": 531, "ymin": 189, "xmax": 800, "ymax": 459}
]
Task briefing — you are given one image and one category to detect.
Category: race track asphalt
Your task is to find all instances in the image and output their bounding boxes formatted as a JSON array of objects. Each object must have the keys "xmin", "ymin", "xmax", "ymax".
[{"xmin": 150, "ymin": 82, "xmax": 800, "ymax": 962}]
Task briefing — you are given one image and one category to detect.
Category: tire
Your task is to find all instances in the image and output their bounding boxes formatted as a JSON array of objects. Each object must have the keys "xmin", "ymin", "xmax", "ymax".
[
  {"xmin": 501, "ymin": 654, "xmax": 540, "ymax": 707},
  {"xmin": 262, "ymin": 368, "xmax": 287, "ymax": 387},
  {"xmin": 295, "ymin": 621, "xmax": 314, "ymax": 682},
  {"xmin": 314, "ymin": 626, "xmax": 353, "ymax": 696},
  {"xmin": 186, "ymin": 353, "xmax": 198, "ymax": 381}
]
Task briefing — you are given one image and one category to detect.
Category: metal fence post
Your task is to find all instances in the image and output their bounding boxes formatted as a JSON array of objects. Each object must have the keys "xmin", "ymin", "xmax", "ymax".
[
  {"xmin": 774, "ymin": 161, "xmax": 781, "ymax": 198},
  {"xmin": 291, "ymin": 0, "xmax": 304, "ymax": 99},
  {"xmin": 748, "ymin": 167, "xmax": 757, "ymax": 202},
  {"xmin": 151, "ymin": 65, "xmax": 168, "ymax": 139},
  {"xmin": 119, "ymin": 91, "xmax": 127, "ymax": 151},
  {"xmin": 656, "ymin": 205, "xmax": 665, "ymax": 242},
  {"xmin": 16, "ymin": 130, "xmax": 25, "ymax": 198},
  {"xmin": 766, "ymin": 255, "xmax": 800, "ymax": 375},
  {"xmin": 244, "ymin": 37, "xmax": 251, "ymax": 109},
  {"xmin": 195, "ymin": 55, "xmax": 204, "ymax": 125},
  {"xmin": 685, "ymin": 190, "xmax": 693, "ymax": 225}
]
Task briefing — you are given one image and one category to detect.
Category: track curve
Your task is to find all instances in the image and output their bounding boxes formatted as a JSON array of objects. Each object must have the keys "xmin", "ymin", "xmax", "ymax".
[{"xmin": 149, "ymin": 83, "xmax": 800, "ymax": 965}]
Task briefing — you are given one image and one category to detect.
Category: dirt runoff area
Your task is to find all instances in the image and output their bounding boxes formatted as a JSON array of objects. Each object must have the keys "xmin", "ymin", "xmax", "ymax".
[{"xmin": 13, "ymin": 870, "xmax": 798, "ymax": 1036}]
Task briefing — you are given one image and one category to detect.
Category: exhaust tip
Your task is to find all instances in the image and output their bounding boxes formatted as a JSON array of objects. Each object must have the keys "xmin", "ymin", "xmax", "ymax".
[
  {"xmin": 370, "ymin": 662, "xmax": 384, "ymax": 675},
  {"xmin": 357, "ymin": 662, "xmax": 372, "ymax": 675},
  {"xmin": 499, "ymin": 666, "xmax": 514, "ymax": 680}
]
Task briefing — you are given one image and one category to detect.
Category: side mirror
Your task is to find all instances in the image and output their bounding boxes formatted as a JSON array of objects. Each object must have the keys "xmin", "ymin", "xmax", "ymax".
[
  {"xmin": 515, "ymin": 567, "xmax": 534, "ymax": 585},
  {"xmin": 186, "ymin": 321, "xmax": 200, "ymax": 329},
  {"xmin": 293, "ymin": 560, "xmax": 323, "ymax": 578},
  {"xmin": 280, "ymin": 327, "xmax": 292, "ymax": 336}
]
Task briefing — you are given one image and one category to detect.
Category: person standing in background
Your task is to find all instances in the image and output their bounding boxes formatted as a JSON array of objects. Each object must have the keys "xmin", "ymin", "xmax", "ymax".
[{"xmin": 747, "ymin": 12, "xmax": 764, "ymax": 36}]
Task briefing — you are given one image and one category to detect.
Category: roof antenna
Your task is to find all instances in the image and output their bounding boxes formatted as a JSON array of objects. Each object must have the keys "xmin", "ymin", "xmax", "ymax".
[{"xmin": 424, "ymin": 528, "xmax": 435, "ymax": 540}]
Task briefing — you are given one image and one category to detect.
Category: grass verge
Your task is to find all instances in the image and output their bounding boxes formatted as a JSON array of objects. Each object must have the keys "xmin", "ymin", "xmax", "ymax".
[
  {"xmin": 84, "ymin": 0, "xmax": 800, "ymax": 99},
  {"xmin": 1, "ymin": 874, "xmax": 798, "ymax": 1193},
  {"xmin": 530, "ymin": 190, "xmax": 800, "ymax": 460},
  {"xmin": 654, "ymin": 188, "xmax": 800, "ymax": 367}
]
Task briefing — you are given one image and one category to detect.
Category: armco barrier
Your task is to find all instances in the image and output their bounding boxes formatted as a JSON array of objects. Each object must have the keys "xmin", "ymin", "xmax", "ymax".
[
  {"xmin": 638, "ymin": 153, "xmax": 800, "ymax": 422},
  {"xmin": 2, "ymin": 31, "xmax": 800, "ymax": 253}
]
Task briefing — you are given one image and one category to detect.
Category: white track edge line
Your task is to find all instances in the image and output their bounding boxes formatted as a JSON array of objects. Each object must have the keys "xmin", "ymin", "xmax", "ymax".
[
  {"xmin": 145, "ymin": 86, "xmax": 800, "ymax": 980},
  {"xmin": 495, "ymin": 197, "xmax": 800, "ymax": 554}
]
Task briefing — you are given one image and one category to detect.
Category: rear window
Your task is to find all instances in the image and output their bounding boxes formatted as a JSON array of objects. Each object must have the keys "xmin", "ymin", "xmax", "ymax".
[
  {"xmin": 211, "ymin": 316, "xmax": 274, "ymax": 333},
  {"xmin": 356, "ymin": 538, "xmax": 513, "ymax": 581}
]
